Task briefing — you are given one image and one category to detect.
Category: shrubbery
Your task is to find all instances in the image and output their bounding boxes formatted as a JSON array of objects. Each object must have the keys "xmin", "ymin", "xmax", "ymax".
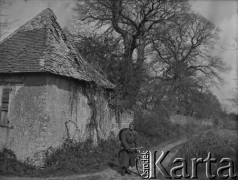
[
  {"xmin": 134, "ymin": 108, "xmax": 214, "ymax": 148},
  {"xmin": 1, "ymin": 110, "xmax": 226, "ymax": 177},
  {"xmin": 0, "ymin": 138, "xmax": 120, "ymax": 177},
  {"xmin": 0, "ymin": 148, "xmax": 36, "ymax": 176},
  {"xmin": 44, "ymin": 138, "xmax": 120, "ymax": 175}
]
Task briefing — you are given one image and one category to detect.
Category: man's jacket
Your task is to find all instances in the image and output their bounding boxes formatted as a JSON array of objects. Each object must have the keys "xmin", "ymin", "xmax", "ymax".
[{"xmin": 121, "ymin": 129, "xmax": 138, "ymax": 150}]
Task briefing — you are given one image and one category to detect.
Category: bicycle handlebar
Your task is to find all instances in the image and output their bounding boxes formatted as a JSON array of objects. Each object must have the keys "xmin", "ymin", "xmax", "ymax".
[{"xmin": 129, "ymin": 147, "xmax": 145, "ymax": 151}]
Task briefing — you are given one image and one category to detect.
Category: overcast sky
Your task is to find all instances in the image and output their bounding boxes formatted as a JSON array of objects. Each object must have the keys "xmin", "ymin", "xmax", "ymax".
[{"xmin": 1, "ymin": 0, "xmax": 238, "ymax": 112}]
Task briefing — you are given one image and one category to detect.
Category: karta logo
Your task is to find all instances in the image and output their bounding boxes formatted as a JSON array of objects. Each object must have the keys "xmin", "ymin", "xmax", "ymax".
[{"xmin": 139, "ymin": 151, "xmax": 237, "ymax": 179}]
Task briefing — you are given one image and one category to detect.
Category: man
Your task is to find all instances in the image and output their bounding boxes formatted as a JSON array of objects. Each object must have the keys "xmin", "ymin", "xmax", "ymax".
[{"xmin": 120, "ymin": 122, "xmax": 139, "ymax": 176}]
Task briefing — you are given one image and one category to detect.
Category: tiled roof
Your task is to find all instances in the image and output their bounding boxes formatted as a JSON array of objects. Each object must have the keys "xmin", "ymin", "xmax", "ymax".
[{"xmin": 0, "ymin": 8, "xmax": 114, "ymax": 89}]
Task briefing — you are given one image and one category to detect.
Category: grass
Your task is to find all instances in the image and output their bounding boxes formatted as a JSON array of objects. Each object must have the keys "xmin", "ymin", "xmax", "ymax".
[
  {"xmin": 165, "ymin": 129, "xmax": 238, "ymax": 180},
  {"xmin": 134, "ymin": 110, "xmax": 213, "ymax": 149}
]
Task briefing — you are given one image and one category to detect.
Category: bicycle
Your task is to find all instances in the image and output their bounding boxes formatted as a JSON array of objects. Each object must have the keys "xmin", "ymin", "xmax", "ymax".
[{"xmin": 118, "ymin": 146, "xmax": 145, "ymax": 176}]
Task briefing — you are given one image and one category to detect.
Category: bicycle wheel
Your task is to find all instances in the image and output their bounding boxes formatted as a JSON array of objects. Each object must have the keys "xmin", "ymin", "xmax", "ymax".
[{"xmin": 136, "ymin": 156, "xmax": 143, "ymax": 176}]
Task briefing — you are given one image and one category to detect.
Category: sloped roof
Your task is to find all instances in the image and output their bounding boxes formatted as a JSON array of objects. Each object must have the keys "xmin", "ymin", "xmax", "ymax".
[{"xmin": 0, "ymin": 8, "xmax": 114, "ymax": 89}]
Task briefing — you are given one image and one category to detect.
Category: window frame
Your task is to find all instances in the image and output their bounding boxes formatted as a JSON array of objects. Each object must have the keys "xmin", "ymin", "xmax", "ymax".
[{"xmin": 0, "ymin": 85, "xmax": 13, "ymax": 128}]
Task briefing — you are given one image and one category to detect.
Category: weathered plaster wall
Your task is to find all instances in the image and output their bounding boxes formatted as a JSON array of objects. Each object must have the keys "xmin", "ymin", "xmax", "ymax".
[
  {"xmin": 45, "ymin": 75, "xmax": 118, "ymax": 146},
  {"xmin": 44, "ymin": 75, "xmax": 90, "ymax": 146},
  {"xmin": 0, "ymin": 73, "xmax": 133, "ymax": 166},
  {"xmin": 0, "ymin": 74, "xmax": 48, "ymax": 164}
]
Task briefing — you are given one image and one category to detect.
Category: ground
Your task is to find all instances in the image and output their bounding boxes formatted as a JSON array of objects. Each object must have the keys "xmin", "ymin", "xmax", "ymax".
[{"xmin": 0, "ymin": 128, "xmax": 237, "ymax": 180}]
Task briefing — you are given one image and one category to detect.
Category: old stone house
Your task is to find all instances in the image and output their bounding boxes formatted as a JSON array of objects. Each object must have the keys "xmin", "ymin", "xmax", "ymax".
[{"xmin": 0, "ymin": 8, "xmax": 133, "ymax": 165}]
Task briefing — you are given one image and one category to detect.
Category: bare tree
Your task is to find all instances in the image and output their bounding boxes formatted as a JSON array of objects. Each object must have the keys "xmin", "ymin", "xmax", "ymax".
[
  {"xmin": 73, "ymin": 33, "xmax": 123, "ymax": 84},
  {"xmin": 74, "ymin": 0, "xmax": 190, "ymax": 107},
  {"xmin": 224, "ymin": 38, "xmax": 238, "ymax": 109},
  {"xmin": 231, "ymin": 90, "xmax": 238, "ymax": 107},
  {"xmin": 141, "ymin": 12, "xmax": 228, "ymax": 114},
  {"xmin": 231, "ymin": 66, "xmax": 238, "ymax": 108},
  {"xmin": 233, "ymin": 39, "xmax": 238, "ymax": 108},
  {"xmin": 152, "ymin": 13, "xmax": 227, "ymax": 84}
]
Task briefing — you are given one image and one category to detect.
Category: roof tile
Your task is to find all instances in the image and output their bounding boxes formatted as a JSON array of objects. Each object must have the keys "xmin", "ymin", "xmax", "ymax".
[{"xmin": 0, "ymin": 8, "xmax": 114, "ymax": 89}]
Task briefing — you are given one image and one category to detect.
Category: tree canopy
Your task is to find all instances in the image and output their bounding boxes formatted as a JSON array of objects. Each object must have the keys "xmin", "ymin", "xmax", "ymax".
[
  {"xmin": 73, "ymin": 0, "xmax": 228, "ymax": 113},
  {"xmin": 74, "ymin": 0, "xmax": 191, "ymax": 106}
]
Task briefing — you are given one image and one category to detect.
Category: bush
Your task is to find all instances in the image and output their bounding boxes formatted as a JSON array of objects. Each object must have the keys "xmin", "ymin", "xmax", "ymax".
[
  {"xmin": 0, "ymin": 138, "xmax": 120, "ymax": 177},
  {"xmin": 0, "ymin": 148, "xmax": 36, "ymax": 176},
  {"xmin": 134, "ymin": 108, "xmax": 214, "ymax": 149},
  {"xmin": 134, "ymin": 109, "xmax": 186, "ymax": 146},
  {"xmin": 43, "ymin": 138, "xmax": 120, "ymax": 175},
  {"xmin": 134, "ymin": 109, "xmax": 171, "ymax": 137}
]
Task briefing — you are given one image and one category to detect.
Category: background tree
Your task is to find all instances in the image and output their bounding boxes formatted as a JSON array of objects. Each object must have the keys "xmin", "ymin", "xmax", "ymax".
[
  {"xmin": 73, "ymin": 0, "xmax": 227, "ymax": 116},
  {"xmin": 231, "ymin": 68, "xmax": 238, "ymax": 108},
  {"xmin": 224, "ymin": 38, "xmax": 238, "ymax": 110},
  {"xmin": 73, "ymin": 33, "xmax": 123, "ymax": 85},
  {"xmin": 140, "ymin": 12, "xmax": 228, "ymax": 114},
  {"xmin": 232, "ymin": 39, "xmax": 238, "ymax": 108}
]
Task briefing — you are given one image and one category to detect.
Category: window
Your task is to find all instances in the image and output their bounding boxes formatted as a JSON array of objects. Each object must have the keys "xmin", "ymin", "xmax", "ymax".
[{"xmin": 0, "ymin": 86, "xmax": 11, "ymax": 126}]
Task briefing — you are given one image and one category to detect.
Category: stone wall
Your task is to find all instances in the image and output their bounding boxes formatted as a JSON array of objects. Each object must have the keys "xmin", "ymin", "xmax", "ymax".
[{"xmin": 0, "ymin": 73, "xmax": 133, "ymax": 166}]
